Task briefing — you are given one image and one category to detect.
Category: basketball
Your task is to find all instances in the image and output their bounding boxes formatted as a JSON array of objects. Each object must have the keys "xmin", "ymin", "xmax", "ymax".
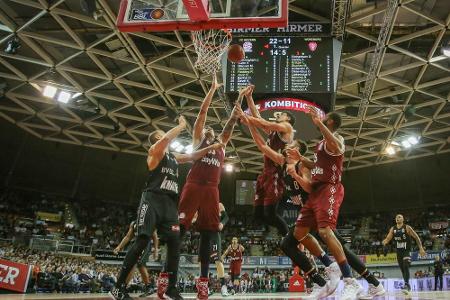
[
  {"xmin": 151, "ymin": 8, "xmax": 164, "ymax": 20},
  {"xmin": 228, "ymin": 44, "xmax": 245, "ymax": 63}
]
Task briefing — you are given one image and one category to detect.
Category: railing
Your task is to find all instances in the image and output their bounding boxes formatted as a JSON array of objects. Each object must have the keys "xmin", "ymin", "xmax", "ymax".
[{"xmin": 29, "ymin": 236, "xmax": 92, "ymax": 255}]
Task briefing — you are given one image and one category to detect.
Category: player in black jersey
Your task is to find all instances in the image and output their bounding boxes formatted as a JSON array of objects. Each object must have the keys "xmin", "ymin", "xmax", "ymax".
[
  {"xmin": 383, "ymin": 214, "xmax": 426, "ymax": 294},
  {"xmin": 113, "ymin": 221, "xmax": 158, "ymax": 297},
  {"xmin": 110, "ymin": 116, "xmax": 224, "ymax": 300}
]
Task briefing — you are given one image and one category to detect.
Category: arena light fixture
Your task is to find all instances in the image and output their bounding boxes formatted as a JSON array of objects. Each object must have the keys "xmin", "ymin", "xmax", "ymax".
[
  {"xmin": 43, "ymin": 85, "xmax": 57, "ymax": 98},
  {"xmin": 170, "ymin": 141, "xmax": 180, "ymax": 150},
  {"xmin": 185, "ymin": 144, "xmax": 193, "ymax": 154},
  {"xmin": 385, "ymin": 146, "xmax": 396, "ymax": 155},
  {"xmin": 72, "ymin": 92, "xmax": 82, "ymax": 99},
  {"xmin": 401, "ymin": 140, "xmax": 411, "ymax": 149},
  {"xmin": 57, "ymin": 91, "xmax": 71, "ymax": 103},
  {"xmin": 442, "ymin": 41, "xmax": 450, "ymax": 57},
  {"xmin": 225, "ymin": 164, "xmax": 233, "ymax": 172},
  {"xmin": 408, "ymin": 136, "xmax": 419, "ymax": 145},
  {"xmin": 175, "ymin": 145, "xmax": 184, "ymax": 152}
]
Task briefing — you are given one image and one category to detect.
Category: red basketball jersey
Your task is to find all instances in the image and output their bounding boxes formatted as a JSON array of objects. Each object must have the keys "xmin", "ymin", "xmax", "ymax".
[
  {"xmin": 311, "ymin": 134, "xmax": 345, "ymax": 185},
  {"xmin": 229, "ymin": 244, "xmax": 243, "ymax": 262},
  {"xmin": 186, "ymin": 137, "xmax": 225, "ymax": 185},
  {"xmin": 263, "ymin": 131, "xmax": 289, "ymax": 173}
]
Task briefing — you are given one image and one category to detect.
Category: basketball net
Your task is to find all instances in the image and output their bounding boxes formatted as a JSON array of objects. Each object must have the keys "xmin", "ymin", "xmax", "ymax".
[{"xmin": 191, "ymin": 29, "xmax": 232, "ymax": 74}]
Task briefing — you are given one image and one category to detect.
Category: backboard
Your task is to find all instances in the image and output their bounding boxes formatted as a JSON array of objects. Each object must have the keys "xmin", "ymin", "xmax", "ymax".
[{"xmin": 117, "ymin": 0, "xmax": 288, "ymax": 32}]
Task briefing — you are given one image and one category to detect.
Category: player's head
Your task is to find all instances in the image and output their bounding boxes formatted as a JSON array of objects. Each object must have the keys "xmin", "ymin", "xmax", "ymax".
[
  {"xmin": 283, "ymin": 139, "xmax": 307, "ymax": 164},
  {"xmin": 232, "ymin": 237, "xmax": 238, "ymax": 245},
  {"xmin": 276, "ymin": 111, "xmax": 296, "ymax": 126},
  {"xmin": 395, "ymin": 214, "xmax": 404, "ymax": 225},
  {"xmin": 148, "ymin": 130, "xmax": 165, "ymax": 145},
  {"xmin": 323, "ymin": 112, "xmax": 342, "ymax": 131},
  {"xmin": 203, "ymin": 125, "xmax": 215, "ymax": 141}
]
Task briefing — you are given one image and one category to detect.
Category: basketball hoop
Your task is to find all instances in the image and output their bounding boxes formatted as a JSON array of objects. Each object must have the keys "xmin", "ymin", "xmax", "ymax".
[{"xmin": 191, "ymin": 29, "xmax": 232, "ymax": 74}]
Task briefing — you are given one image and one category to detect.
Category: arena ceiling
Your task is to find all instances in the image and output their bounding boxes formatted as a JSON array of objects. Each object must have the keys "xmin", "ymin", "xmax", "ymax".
[{"xmin": 0, "ymin": 0, "xmax": 449, "ymax": 173}]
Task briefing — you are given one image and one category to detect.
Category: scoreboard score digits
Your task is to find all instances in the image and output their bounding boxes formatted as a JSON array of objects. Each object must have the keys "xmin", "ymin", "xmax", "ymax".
[{"xmin": 225, "ymin": 37, "xmax": 334, "ymax": 94}]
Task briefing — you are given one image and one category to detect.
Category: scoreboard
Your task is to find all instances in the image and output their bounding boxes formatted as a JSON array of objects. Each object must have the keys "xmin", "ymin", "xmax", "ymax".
[{"xmin": 224, "ymin": 37, "xmax": 336, "ymax": 94}]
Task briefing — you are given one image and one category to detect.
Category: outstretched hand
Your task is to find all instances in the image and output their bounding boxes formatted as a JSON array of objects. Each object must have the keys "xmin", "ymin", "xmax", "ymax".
[
  {"xmin": 242, "ymin": 84, "xmax": 255, "ymax": 98},
  {"xmin": 178, "ymin": 115, "xmax": 187, "ymax": 128},
  {"xmin": 211, "ymin": 142, "xmax": 225, "ymax": 150},
  {"xmin": 307, "ymin": 105, "xmax": 322, "ymax": 126},
  {"xmin": 211, "ymin": 74, "xmax": 223, "ymax": 90},
  {"xmin": 286, "ymin": 148, "xmax": 302, "ymax": 163}
]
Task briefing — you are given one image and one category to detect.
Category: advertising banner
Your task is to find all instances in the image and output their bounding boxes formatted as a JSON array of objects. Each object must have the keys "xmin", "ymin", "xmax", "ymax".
[
  {"xmin": 0, "ymin": 259, "xmax": 32, "ymax": 293},
  {"xmin": 365, "ymin": 253, "xmax": 398, "ymax": 265}
]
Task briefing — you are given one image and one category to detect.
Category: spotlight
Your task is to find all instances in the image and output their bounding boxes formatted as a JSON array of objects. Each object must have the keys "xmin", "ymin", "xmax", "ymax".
[
  {"xmin": 442, "ymin": 41, "xmax": 450, "ymax": 57},
  {"xmin": 170, "ymin": 141, "xmax": 180, "ymax": 150},
  {"xmin": 225, "ymin": 164, "xmax": 233, "ymax": 172},
  {"xmin": 385, "ymin": 146, "xmax": 396, "ymax": 155},
  {"xmin": 401, "ymin": 140, "xmax": 411, "ymax": 149},
  {"xmin": 72, "ymin": 92, "xmax": 82, "ymax": 99},
  {"xmin": 4, "ymin": 36, "xmax": 21, "ymax": 54},
  {"xmin": 185, "ymin": 144, "xmax": 193, "ymax": 154},
  {"xmin": 408, "ymin": 136, "xmax": 419, "ymax": 145},
  {"xmin": 175, "ymin": 145, "xmax": 184, "ymax": 152},
  {"xmin": 57, "ymin": 91, "xmax": 71, "ymax": 103},
  {"xmin": 43, "ymin": 85, "xmax": 57, "ymax": 98}
]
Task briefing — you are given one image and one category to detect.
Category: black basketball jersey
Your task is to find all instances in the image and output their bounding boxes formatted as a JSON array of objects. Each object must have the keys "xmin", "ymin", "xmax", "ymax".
[
  {"xmin": 144, "ymin": 152, "xmax": 179, "ymax": 198},
  {"xmin": 393, "ymin": 225, "xmax": 411, "ymax": 251},
  {"xmin": 282, "ymin": 162, "xmax": 308, "ymax": 206}
]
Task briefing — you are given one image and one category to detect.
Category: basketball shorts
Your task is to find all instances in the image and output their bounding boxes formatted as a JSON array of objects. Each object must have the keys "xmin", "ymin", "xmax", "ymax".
[
  {"xmin": 136, "ymin": 191, "xmax": 180, "ymax": 239},
  {"xmin": 295, "ymin": 182, "xmax": 344, "ymax": 230},
  {"xmin": 178, "ymin": 182, "xmax": 220, "ymax": 231},
  {"xmin": 210, "ymin": 232, "xmax": 222, "ymax": 262},
  {"xmin": 137, "ymin": 242, "xmax": 152, "ymax": 267},
  {"xmin": 254, "ymin": 171, "xmax": 284, "ymax": 207},
  {"xmin": 396, "ymin": 249, "xmax": 411, "ymax": 266},
  {"xmin": 230, "ymin": 261, "xmax": 242, "ymax": 276}
]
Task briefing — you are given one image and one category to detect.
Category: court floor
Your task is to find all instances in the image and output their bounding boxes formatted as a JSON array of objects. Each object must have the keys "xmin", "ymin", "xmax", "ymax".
[{"xmin": 0, "ymin": 292, "xmax": 449, "ymax": 300}]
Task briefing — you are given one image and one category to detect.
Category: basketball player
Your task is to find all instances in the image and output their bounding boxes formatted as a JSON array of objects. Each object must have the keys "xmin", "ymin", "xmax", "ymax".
[
  {"xmin": 177, "ymin": 77, "xmax": 246, "ymax": 300},
  {"xmin": 286, "ymin": 150, "xmax": 386, "ymax": 298},
  {"xmin": 243, "ymin": 86, "xmax": 294, "ymax": 236},
  {"xmin": 113, "ymin": 222, "xmax": 159, "ymax": 297},
  {"xmin": 238, "ymin": 109, "xmax": 337, "ymax": 298},
  {"xmin": 382, "ymin": 214, "xmax": 426, "ymax": 294},
  {"xmin": 110, "ymin": 116, "xmax": 224, "ymax": 300},
  {"xmin": 221, "ymin": 237, "xmax": 244, "ymax": 294},
  {"xmin": 286, "ymin": 107, "xmax": 363, "ymax": 300},
  {"xmin": 192, "ymin": 202, "xmax": 230, "ymax": 297}
]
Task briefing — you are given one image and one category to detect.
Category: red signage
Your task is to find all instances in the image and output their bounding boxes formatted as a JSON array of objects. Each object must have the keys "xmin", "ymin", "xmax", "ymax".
[
  {"xmin": 181, "ymin": 0, "xmax": 209, "ymax": 21},
  {"xmin": 0, "ymin": 259, "xmax": 32, "ymax": 293},
  {"xmin": 289, "ymin": 274, "xmax": 305, "ymax": 292},
  {"xmin": 252, "ymin": 98, "xmax": 325, "ymax": 117}
]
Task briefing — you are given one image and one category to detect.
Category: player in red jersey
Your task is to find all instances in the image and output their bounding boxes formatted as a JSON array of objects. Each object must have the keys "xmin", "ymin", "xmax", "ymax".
[
  {"xmin": 178, "ymin": 76, "xmax": 247, "ymax": 300},
  {"xmin": 287, "ymin": 107, "xmax": 363, "ymax": 300},
  {"xmin": 222, "ymin": 237, "xmax": 245, "ymax": 294},
  {"xmin": 243, "ymin": 86, "xmax": 294, "ymax": 236}
]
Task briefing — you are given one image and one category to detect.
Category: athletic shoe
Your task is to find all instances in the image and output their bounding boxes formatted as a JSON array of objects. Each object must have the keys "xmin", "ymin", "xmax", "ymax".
[
  {"xmin": 325, "ymin": 262, "xmax": 341, "ymax": 294},
  {"xmin": 358, "ymin": 283, "xmax": 386, "ymax": 299},
  {"xmin": 208, "ymin": 289, "xmax": 214, "ymax": 296},
  {"xmin": 196, "ymin": 277, "xmax": 209, "ymax": 300},
  {"xmin": 109, "ymin": 287, "xmax": 133, "ymax": 300},
  {"xmin": 157, "ymin": 272, "xmax": 169, "ymax": 299},
  {"xmin": 164, "ymin": 286, "xmax": 184, "ymax": 300},
  {"xmin": 221, "ymin": 285, "xmax": 230, "ymax": 297},
  {"xmin": 341, "ymin": 278, "xmax": 363, "ymax": 300},
  {"xmin": 401, "ymin": 283, "xmax": 411, "ymax": 295},
  {"xmin": 139, "ymin": 284, "xmax": 155, "ymax": 297},
  {"xmin": 304, "ymin": 283, "xmax": 333, "ymax": 299}
]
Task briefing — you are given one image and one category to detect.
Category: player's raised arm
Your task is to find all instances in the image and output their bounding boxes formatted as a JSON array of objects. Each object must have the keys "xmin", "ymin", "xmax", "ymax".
[
  {"xmin": 382, "ymin": 227, "xmax": 394, "ymax": 246},
  {"xmin": 287, "ymin": 164, "xmax": 312, "ymax": 193},
  {"xmin": 406, "ymin": 225, "xmax": 426, "ymax": 256},
  {"xmin": 193, "ymin": 75, "xmax": 222, "ymax": 147},
  {"xmin": 238, "ymin": 107, "xmax": 284, "ymax": 166},
  {"xmin": 286, "ymin": 148, "xmax": 315, "ymax": 169},
  {"xmin": 114, "ymin": 223, "xmax": 135, "ymax": 255},
  {"xmin": 174, "ymin": 142, "xmax": 224, "ymax": 163},
  {"xmin": 308, "ymin": 106, "xmax": 344, "ymax": 155},
  {"xmin": 247, "ymin": 115, "xmax": 292, "ymax": 134},
  {"xmin": 244, "ymin": 85, "xmax": 260, "ymax": 118},
  {"xmin": 218, "ymin": 87, "xmax": 247, "ymax": 145},
  {"xmin": 147, "ymin": 116, "xmax": 187, "ymax": 170}
]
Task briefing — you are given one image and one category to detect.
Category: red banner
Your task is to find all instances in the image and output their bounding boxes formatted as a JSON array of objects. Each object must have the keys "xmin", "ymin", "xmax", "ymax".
[
  {"xmin": 0, "ymin": 259, "xmax": 32, "ymax": 293},
  {"xmin": 181, "ymin": 0, "xmax": 209, "ymax": 21}
]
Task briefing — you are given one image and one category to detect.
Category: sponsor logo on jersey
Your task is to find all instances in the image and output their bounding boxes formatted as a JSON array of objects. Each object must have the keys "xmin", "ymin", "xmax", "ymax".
[
  {"xmin": 200, "ymin": 156, "xmax": 221, "ymax": 167},
  {"xmin": 138, "ymin": 203, "xmax": 149, "ymax": 226},
  {"xmin": 161, "ymin": 167, "xmax": 178, "ymax": 177},
  {"xmin": 311, "ymin": 166, "xmax": 323, "ymax": 176},
  {"xmin": 160, "ymin": 176, "xmax": 178, "ymax": 193}
]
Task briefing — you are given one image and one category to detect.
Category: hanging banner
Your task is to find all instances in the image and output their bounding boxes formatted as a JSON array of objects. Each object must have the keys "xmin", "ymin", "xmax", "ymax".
[{"xmin": 0, "ymin": 259, "xmax": 32, "ymax": 293}]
